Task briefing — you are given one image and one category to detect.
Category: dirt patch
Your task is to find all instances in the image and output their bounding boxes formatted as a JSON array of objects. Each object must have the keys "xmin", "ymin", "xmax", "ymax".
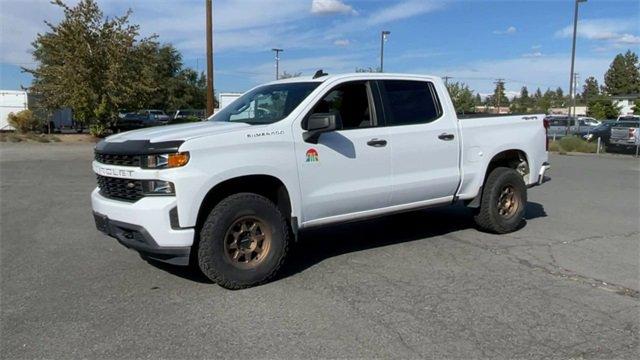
[{"xmin": 0, "ymin": 132, "xmax": 99, "ymax": 144}]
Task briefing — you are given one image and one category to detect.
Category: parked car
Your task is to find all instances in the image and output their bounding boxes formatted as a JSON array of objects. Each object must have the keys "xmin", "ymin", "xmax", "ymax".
[
  {"xmin": 609, "ymin": 119, "xmax": 640, "ymax": 151},
  {"xmin": 577, "ymin": 116, "xmax": 601, "ymax": 127},
  {"xmin": 172, "ymin": 109, "xmax": 205, "ymax": 123},
  {"xmin": 141, "ymin": 109, "xmax": 171, "ymax": 124},
  {"xmin": 545, "ymin": 116, "xmax": 598, "ymax": 138},
  {"xmin": 92, "ymin": 73, "xmax": 549, "ymax": 289},
  {"xmin": 582, "ymin": 121, "xmax": 614, "ymax": 144},
  {"xmin": 112, "ymin": 112, "xmax": 163, "ymax": 132}
]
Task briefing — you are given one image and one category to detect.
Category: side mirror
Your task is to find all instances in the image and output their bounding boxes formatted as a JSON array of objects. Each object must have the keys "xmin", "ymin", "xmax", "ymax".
[{"xmin": 303, "ymin": 113, "xmax": 340, "ymax": 143}]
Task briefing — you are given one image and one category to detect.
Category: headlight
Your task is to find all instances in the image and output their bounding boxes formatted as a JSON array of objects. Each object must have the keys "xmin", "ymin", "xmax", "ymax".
[
  {"xmin": 143, "ymin": 152, "xmax": 189, "ymax": 169},
  {"xmin": 141, "ymin": 180, "xmax": 175, "ymax": 195}
]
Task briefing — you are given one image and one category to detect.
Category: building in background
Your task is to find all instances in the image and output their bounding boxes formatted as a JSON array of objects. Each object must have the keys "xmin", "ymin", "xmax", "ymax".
[
  {"xmin": 548, "ymin": 106, "xmax": 587, "ymax": 116},
  {"xmin": 612, "ymin": 95, "xmax": 638, "ymax": 116},
  {"xmin": 473, "ymin": 106, "xmax": 511, "ymax": 114},
  {"xmin": 0, "ymin": 90, "xmax": 28, "ymax": 130},
  {"xmin": 218, "ymin": 92, "xmax": 243, "ymax": 111}
]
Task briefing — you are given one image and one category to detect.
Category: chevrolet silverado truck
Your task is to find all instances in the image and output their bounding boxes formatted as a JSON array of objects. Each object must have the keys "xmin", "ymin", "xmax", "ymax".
[{"xmin": 92, "ymin": 73, "xmax": 550, "ymax": 289}]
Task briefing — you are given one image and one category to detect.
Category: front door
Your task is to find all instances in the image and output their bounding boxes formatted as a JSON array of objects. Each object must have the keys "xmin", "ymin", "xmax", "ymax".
[{"xmin": 295, "ymin": 81, "xmax": 392, "ymax": 225}]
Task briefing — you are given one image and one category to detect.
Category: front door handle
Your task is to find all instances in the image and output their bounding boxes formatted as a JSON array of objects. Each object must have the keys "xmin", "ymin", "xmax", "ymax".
[
  {"xmin": 438, "ymin": 133, "xmax": 455, "ymax": 141},
  {"xmin": 367, "ymin": 138, "xmax": 387, "ymax": 147}
]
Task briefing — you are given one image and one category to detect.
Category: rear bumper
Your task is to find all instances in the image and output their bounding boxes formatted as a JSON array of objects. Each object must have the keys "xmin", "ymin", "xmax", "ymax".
[
  {"xmin": 534, "ymin": 162, "xmax": 551, "ymax": 186},
  {"xmin": 610, "ymin": 139, "xmax": 637, "ymax": 147}
]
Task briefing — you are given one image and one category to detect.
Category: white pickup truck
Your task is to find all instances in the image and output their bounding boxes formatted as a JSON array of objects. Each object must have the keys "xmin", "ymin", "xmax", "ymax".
[{"xmin": 92, "ymin": 73, "xmax": 550, "ymax": 289}]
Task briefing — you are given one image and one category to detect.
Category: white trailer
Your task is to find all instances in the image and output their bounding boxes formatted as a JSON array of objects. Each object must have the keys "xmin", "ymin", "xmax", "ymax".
[
  {"xmin": 0, "ymin": 90, "xmax": 28, "ymax": 130},
  {"xmin": 218, "ymin": 92, "xmax": 242, "ymax": 111}
]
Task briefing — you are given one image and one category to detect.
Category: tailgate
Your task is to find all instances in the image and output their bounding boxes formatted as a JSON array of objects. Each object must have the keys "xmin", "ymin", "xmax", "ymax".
[{"xmin": 610, "ymin": 127, "xmax": 637, "ymax": 144}]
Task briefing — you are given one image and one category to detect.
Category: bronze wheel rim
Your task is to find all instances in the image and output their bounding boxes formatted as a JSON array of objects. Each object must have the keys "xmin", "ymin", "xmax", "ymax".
[
  {"xmin": 223, "ymin": 216, "xmax": 272, "ymax": 269},
  {"xmin": 497, "ymin": 185, "xmax": 520, "ymax": 219}
]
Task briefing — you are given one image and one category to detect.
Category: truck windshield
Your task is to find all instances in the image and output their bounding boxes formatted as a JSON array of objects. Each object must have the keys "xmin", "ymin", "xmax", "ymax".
[{"xmin": 211, "ymin": 82, "xmax": 320, "ymax": 125}]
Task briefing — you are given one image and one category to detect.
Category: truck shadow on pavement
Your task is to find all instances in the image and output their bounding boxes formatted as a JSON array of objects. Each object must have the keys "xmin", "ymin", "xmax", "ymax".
[
  {"xmin": 147, "ymin": 202, "xmax": 546, "ymax": 285},
  {"xmin": 277, "ymin": 202, "xmax": 547, "ymax": 281}
]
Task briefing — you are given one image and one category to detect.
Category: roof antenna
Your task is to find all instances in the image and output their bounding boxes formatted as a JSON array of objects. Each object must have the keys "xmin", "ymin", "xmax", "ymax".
[{"xmin": 313, "ymin": 69, "xmax": 328, "ymax": 79}]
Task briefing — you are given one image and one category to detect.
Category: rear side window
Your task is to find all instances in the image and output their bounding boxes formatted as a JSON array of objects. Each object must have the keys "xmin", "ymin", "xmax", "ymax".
[{"xmin": 380, "ymin": 80, "xmax": 441, "ymax": 126}]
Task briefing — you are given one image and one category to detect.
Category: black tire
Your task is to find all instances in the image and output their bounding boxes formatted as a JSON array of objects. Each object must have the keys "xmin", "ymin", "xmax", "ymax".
[
  {"xmin": 198, "ymin": 193, "xmax": 290, "ymax": 289},
  {"xmin": 474, "ymin": 167, "xmax": 527, "ymax": 234}
]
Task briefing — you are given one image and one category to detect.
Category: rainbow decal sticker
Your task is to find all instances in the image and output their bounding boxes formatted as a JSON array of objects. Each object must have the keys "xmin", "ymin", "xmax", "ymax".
[{"xmin": 306, "ymin": 148, "xmax": 319, "ymax": 162}]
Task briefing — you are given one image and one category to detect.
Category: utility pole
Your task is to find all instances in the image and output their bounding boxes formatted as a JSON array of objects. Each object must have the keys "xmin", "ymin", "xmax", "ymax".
[
  {"xmin": 568, "ymin": 0, "xmax": 586, "ymax": 129},
  {"xmin": 443, "ymin": 76, "xmax": 452, "ymax": 86},
  {"xmin": 380, "ymin": 31, "xmax": 390, "ymax": 72},
  {"xmin": 205, "ymin": 0, "xmax": 214, "ymax": 117},
  {"xmin": 494, "ymin": 78, "xmax": 505, "ymax": 114},
  {"xmin": 272, "ymin": 48, "xmax": 283, "ymax": 80},
  {"xmin": 573, "ymin": 72, "xmax": 580, "ymax": 130}
]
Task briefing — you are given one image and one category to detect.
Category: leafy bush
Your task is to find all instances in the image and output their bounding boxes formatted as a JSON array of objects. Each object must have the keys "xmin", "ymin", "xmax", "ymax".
[
  {"xmin": 558, "ymin": 136, "xmax": 583, "ymax": 152},
  {"xmin": 7, "ymin": 110, "xmax": 39, "ymax": 133},
  {"xmin": 0, "ymin": 133, "xmax": 22, "ymax": 142},
  {"xmin": 89, "ymin": 123, "xmax": 108, "ymax": 138},
  {"xmin": 555, "ymin": 136, "xmax": 598, "ymax": 153}
]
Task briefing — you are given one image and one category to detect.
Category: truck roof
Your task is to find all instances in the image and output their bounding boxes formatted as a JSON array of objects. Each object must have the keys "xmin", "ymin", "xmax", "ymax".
[{"xmin": 263, "ymin": 73, "xmax": 440, "ymax": 85}]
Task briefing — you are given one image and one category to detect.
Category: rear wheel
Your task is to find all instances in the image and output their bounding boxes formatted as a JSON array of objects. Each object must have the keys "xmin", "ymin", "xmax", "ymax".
[
  {"xmin": 474, "ymin": 167, "xmax": 527, "ymax": 234},
  {"xmin": 198, "ymin": 193, "xmax": 290, "ymax": 289}
]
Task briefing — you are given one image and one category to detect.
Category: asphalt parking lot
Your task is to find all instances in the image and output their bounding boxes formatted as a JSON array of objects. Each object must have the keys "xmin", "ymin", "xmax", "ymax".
[{"xmin": 1, "ymin": 143, "xmax": 638, "ymax": 359}]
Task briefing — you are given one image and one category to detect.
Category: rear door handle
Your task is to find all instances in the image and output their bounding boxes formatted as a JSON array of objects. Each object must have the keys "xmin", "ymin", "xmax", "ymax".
[
  {"xmin": 438, "ymin": 133, "xmax": 455, "ymax": 141},
  {"xmin": 367, "ymin": 138, "xmax": 387, "ymax": 147}
]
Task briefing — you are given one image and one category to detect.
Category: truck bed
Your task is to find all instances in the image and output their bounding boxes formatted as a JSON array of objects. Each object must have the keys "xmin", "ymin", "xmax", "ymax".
[{"xmin": 455, "ymin": 114, "xmax": 547, "ymax": 200}]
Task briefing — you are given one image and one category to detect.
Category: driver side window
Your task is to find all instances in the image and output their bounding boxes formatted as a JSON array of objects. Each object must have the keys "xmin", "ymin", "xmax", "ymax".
[{"xmin": 309, "ymin": 81, "xmax": 374, "ymax": 130}]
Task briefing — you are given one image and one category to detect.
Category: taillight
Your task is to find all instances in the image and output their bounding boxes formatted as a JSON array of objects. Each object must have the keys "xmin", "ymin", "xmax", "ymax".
[{"xmin": 543, "ymin": 119, "xmax": 550, "ymax": 151}]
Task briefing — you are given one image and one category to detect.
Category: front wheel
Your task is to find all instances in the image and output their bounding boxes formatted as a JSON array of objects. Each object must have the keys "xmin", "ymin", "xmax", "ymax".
[
  {"xmin": 198, "ymin": 193, "xmax": 290, "ymax": 289},
  {"xmin": 474, "ymin": 167, "xmax": 527, "ymax": 234}
]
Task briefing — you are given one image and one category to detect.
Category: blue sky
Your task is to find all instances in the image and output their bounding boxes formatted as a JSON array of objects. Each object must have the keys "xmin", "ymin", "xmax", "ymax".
[{"xmin": 1, "ymin": 0, "xmax": 638, "ymax": 97}]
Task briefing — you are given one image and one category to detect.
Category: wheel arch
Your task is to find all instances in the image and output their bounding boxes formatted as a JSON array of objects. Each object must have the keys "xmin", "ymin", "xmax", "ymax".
[
  {"xmin": 467, "ymin": 149, "xmax": 530, "ymax": 208},
  {"xmin": 194, "ymin": 174, "xmax": 294, "ymax": 234}
]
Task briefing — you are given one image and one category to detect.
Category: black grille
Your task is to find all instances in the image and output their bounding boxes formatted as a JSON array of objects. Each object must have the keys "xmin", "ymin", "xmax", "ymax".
[
  {"xmin": 95, "ymin": 153, "xmax": 141, "ymax": 167},
  {"xmin": 97, "ymin": 175, "xmax": 144, "ymax": 201}
]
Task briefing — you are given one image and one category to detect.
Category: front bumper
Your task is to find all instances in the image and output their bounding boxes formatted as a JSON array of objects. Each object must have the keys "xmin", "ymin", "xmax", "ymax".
[{"xmin": 91, "ymin": 189, "xmax": 194, "ymax": 265}]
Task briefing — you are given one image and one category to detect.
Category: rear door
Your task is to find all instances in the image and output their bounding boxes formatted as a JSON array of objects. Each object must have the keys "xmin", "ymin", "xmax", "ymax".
[{"xmin": 377, "ymin": 79, "xmax": 461, "ymax": 206}]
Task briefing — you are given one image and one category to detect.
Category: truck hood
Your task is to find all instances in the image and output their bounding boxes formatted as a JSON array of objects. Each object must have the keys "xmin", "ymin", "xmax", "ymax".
[{"xmin": 105, "ymin": 121, "xmax": 250, "ymax": 143}]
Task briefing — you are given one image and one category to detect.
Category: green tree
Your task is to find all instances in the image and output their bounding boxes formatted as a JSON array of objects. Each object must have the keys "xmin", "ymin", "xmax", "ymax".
[
  {"xmin": 586, "ymin": 98, "xmax": 621, "ymax": 120},
  {"xmin": 603, "ymin": 50, "xmax": 640, "ymax": 95},
  {"xmin": 24, "ymin": 0, "xmax": 157, "ymax": 126},
  {"xmin": 582, "ymin": 76, "xmax": 600, "ymax": 102},
  {"xmin": 147, "ymin": 46, "xmax": 209, "ymax": 111},
  {"xmin": 474, "ymin": 93, "xmax": 482, "ymax": 106},
  {"xmin": 446, "ymin": 82, "xmax": 475, "ymax": 114},
  {"xmin": 552, "ymin": 87, "xmax": 566, "ymax": 107},
  {"xmin": 491, "ymin": 81, "xmax": 509, "ymax": 109},
  {"xmin": 511, "ymin": 86, "xmax": 532, "ymax": 113}
]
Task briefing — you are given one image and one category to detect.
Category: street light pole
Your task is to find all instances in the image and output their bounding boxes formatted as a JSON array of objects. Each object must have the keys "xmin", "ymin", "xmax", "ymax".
[
  {"xmin": 380, "ymin": 31, "xmax": 390, "ymax": 72},
  {"xmin": 272, "ymin": 48, "xmax": 283, "ymax": 80},
  {"xmin": 205, "ymin": 0, "xmax": 214, "ymax": 117},
  {"xmin": 568, "ymin": 0, "xmax": 586, "ymax": 130}
]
